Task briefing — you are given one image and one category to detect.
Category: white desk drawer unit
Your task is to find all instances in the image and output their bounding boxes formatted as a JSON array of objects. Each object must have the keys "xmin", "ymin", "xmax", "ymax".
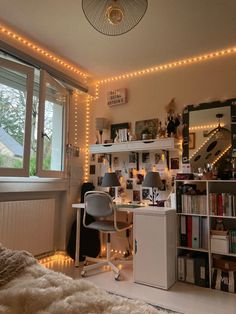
[{"xmin": 133, "ymin": 207, "xmax": 176, "ymax": 290}]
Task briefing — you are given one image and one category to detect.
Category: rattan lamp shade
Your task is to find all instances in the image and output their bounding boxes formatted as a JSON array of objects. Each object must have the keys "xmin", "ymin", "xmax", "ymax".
[{"xmin": 82, "ymin": 0, "xmax": 148, "ymax": 36}]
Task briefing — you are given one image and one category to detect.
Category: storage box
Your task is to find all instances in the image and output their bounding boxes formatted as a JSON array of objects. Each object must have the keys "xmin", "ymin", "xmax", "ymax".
[{"xmin": 211, "ymin": 235, "xmax": 229, "ymax": 254}]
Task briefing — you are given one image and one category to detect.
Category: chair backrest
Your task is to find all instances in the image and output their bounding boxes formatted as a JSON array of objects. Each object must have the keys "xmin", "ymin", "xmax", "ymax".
[{"xmin": 84, "ymin": 191, "xmax": 114, "ymax": 218}]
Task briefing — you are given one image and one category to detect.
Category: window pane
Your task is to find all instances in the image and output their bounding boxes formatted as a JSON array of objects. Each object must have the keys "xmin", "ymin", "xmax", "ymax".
[
  {"xmin": 0, "ymin": 67, "xmax": 27, "ymax": 169},
  {"xmin": 42, "ymin": 82, "xmax": 65, "ymax": 171}
]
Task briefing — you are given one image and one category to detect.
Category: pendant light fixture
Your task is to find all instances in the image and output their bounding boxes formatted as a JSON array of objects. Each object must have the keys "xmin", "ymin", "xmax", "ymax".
[{"xmin": 82, "ymin": 0, "xmax": 148, "ymax": 36}]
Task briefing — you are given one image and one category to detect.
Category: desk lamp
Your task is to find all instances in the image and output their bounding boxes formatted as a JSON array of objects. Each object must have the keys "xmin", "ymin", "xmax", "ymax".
[
  {"xmin": 143, "ymin": 171, "xmax": 163, "ymax": 206},
  {"xmin": 101, "ymin": 172, "xmax": 121, "ymax": 198},
  {"xmin": 96, "ymin": 117, "xmax": 109, "ymax": 144}
]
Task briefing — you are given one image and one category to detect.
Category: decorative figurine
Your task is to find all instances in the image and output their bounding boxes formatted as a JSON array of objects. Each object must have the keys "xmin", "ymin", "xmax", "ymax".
[
  {"xmin": 167, "ymin": 116, "xmax": 176, "ymax": 137},
  {"xmin": 114, "ymin": 130, "xmax": 120, "ymax": 143}
]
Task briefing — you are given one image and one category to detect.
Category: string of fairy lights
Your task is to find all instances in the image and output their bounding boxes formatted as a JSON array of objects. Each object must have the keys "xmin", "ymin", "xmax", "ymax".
[
  {"xmin": 1, "ymin": 25, "xmax": 236, "ymax": 262},
  {"xmin": 0, "ymin": 24, "xmax": 88, "ymax": 80},
  {"xmin": 94, "ymin": 45, "xmax": 236, "ymax": 99}
]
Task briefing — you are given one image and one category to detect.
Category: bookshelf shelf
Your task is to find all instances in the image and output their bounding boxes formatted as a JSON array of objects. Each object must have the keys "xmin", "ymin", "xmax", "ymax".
[
  {"xmin": 177, "ymin": 246, "xmax": 208, "ymax": 253},
  {"xmin": 210, "ymin": 215, "xmax": 236, "ymax": 219},
  {"xmin": 211, "ymin": 252, "xmax": 236, "ymax": 257},
  {"xmin": 176, "ymin": 179, "xmax": 236, "ymax": 293},
  {"xmin": 177, "ymin": 213, "xmax": 208, "ymax": 217}
]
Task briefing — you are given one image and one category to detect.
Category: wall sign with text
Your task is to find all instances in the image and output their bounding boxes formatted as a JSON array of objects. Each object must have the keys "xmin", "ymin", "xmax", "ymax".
[{"xmin": 107, "ymin": 88, "xmax": 128, "ymax": 107}]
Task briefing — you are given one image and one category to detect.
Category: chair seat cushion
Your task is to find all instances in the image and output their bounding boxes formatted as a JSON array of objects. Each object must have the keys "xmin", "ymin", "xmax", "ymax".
[{"xmin": 87, "ymin": 220, "xmax": 131, "ymax": 232}]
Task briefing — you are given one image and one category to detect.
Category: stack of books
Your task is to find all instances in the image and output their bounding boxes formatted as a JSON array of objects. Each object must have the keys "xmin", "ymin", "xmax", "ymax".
[
  {"xmin": 181, "ymin": 194, "xmax": 207, "ymax": 214},
  {"xmin": 209, "ymin": 192, "xmax": 236, "ymax": 216}
]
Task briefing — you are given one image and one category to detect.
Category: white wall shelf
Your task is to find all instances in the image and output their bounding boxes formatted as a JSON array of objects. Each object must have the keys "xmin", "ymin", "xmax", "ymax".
[{"xmin": 90, "ymin": 138, "xmax": 181, "ymax": 154}]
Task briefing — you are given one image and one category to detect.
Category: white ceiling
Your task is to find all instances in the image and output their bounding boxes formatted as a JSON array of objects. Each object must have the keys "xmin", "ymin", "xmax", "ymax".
[{"xmin": 0, "ymin": 0, "xmax": 236, "ymax": 80}]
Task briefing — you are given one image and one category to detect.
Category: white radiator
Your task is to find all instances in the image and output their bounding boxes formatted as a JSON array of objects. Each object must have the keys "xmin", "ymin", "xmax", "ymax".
[{"xmin": 0, "ymin": 199, "xmax": 55, "ymax": 256}]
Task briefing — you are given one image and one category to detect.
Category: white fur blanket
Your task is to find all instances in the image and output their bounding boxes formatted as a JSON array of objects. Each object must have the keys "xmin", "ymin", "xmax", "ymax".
[{"xmin": 0, "ymin": 247, "xmax": 166, "ymax": 314}]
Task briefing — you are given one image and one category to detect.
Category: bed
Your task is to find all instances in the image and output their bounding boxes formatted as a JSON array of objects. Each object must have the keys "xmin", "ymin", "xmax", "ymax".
[{"xmin": 0, "ymin": 245, "xmax": 166, "ymax": 314}]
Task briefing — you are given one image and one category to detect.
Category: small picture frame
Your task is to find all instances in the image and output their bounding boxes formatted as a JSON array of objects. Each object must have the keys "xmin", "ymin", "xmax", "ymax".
[
  {"xmin": 170, "ymin": 157, "xmax": 179, "ymax": 170},
  {"xmin": 110, "ymin": 122, "xmax": 130, "ymax": 142},
  {"xmin": 189, "ymin": 132, "xmax": 195, "ymax": 149},
  {"xmin": 133, "ymin": 190, "xmax": 141, "ymax": 202}
]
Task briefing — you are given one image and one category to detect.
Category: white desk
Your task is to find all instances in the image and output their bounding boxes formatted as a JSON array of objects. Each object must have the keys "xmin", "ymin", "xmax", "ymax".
[
  {"xmin": 72, "ymin": 203, "xmax": 176, "ymax": 289},
  {"xmin": 72, "ymin": 202, "xmax": 144, "ymax": 267}
]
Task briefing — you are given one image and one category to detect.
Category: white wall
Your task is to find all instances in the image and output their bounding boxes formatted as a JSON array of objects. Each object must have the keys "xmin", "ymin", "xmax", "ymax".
[{"xmin": 91, "ymin": 55, "xmax": 236, "ymax": 144}]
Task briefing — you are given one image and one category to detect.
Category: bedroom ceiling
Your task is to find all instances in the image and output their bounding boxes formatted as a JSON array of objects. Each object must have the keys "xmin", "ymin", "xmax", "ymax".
[{"xmin": 0, "ymin": 0, "xmax": 236, "ymax": 79}]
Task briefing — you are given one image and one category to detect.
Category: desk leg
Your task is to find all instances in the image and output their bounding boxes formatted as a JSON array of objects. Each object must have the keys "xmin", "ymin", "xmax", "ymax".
[{"xmin": 75, "ymin": 208, "xmax": 81, "ymax": 267}]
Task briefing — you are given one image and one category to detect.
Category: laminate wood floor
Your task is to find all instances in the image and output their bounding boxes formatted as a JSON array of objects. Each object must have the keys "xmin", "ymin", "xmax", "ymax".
[{"xmin": 50, "ymin": 260, "xmax": 236, "ymax": 314}]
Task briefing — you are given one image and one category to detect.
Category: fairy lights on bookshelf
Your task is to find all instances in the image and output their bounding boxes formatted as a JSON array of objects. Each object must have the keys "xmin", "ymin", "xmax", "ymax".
[{"xmin": 0, "ymin": 24, "xmax": 88, "ymax": 80}]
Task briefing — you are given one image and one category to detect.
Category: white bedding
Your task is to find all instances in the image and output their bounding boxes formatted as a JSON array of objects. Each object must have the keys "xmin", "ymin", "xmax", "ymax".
[{"xmin": 0, "ymin": 246, "xmax": 165, "ymax": 314}]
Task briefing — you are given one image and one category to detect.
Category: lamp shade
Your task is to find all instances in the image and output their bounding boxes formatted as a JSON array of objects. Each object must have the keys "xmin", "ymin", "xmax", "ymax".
[
  {"xmin": 143, "ymin": 172, "xmax": 162, "ymax": 189},
  {"xmin": 95, "ymin": 118, "xmax": 109, "ymax": 131},
  {"xmin": 101, "ymin": 172, "xmax": 121, "ymax": 187}
]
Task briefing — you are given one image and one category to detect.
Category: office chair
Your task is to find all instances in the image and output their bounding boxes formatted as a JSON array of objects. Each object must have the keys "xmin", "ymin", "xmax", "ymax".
[{"xmin": 81, "ymin": 190, "xmax": 132, "ymax": 280}]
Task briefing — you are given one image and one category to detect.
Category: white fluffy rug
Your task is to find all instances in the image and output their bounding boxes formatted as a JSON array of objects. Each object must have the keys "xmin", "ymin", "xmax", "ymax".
[{"xmin": 0, "ymin": 262, "xmax": 169, "ymax": 314}]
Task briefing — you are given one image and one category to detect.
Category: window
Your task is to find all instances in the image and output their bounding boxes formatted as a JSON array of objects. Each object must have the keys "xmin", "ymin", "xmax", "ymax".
[{"xmin": 0, "ymin": 55, "xmax": 68, "ymax": 178}]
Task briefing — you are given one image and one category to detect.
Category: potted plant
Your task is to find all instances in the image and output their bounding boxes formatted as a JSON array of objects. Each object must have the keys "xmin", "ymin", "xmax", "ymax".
[{"xmin": 141, "ymin": 128, "xmax": 152, "ymax": 140}]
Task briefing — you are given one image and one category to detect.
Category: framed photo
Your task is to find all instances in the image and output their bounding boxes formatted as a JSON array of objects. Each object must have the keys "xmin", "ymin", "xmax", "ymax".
[
  {"xmin": 90, "ymin": 165, "xmax": 96, "ymax": 175},
  {"xmin": 142, "ymin": 188, "xmax": 150, "ymax": 200},
  {"xmin": 170, "ymin": 157, "xmax": 179, "ymax": 170},
  {"xmin": 110, "ymin": 122, "xmax": 130, "ymax": 142},
  {"xmin": 133, "ymin": 190, "xmax": 141, "ymax": 202},
  {"xmin": 126, "ymin": 179, "xmax": 133, "ymax": 189},
  {"xmin": 189, "ymin": 132, "xmax": 196, "ymax": 149},
  {"xmin": 135, "ymin": 118, "xmax": 159, "ymax": 140}
]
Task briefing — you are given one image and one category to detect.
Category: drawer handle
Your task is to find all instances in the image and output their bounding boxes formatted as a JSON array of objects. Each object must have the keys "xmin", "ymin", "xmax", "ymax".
[
  {"xmin": 135, "ymin": 239, "xmax": 137, "ymax": 254},
  {"xmin": 143, "ymin": 140, "xmax": 154, "ymax": 144},
  {"xmin": 102, "ymin": 144, "xmax": 112, "ymax": 147}
]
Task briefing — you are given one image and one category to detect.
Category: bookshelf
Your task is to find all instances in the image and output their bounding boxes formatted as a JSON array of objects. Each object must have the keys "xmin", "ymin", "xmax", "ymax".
[{"xmin": 176, "ymin": 179, "xmax": 236, "ymax": 293}]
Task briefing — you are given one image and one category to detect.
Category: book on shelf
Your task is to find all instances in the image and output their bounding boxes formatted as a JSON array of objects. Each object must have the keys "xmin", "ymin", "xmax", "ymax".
[
  {"xmin": 201, "ymin": 217, "xmax": 208, "ymax": 250},
  {"xmin": 180, "ymin": 215, "xmax": 188, "ymax": 247},
  {"xmin": 187, "ymin": 216, "xmax": 192, "ymax": 248},
  {"xmin": 229, "ymin": 230, "xmax": 236, "ymax": 254},
  {"xmin": 192, "ymin": 216, "xmax": 200, "ymax": 249},
  {"xmin": 185, "ymin": 257, "xmax": 195, "ymax": 284},
  {"xmin": 177, "ymin": 256, "xmax": 186, "ymax": 281},
  {"xmin": 180, "ymin": 194, "xmax": 207, "ymax": 214},
  {"xmin": 209, "ymin": 192, "xmax": 236, "ymax": 216},
  {"xmin": 194, "ymin": 256, "xmax": 209, "ymax": 287}
]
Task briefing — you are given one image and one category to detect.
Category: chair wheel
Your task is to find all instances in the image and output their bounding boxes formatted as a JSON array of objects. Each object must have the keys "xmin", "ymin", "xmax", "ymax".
[
  {"xmin": 81, "ymin": 270, "xmax": 86, "ymax": 277},
  {"xmin": 114, "ymin": 273, "xmax": 120, "ymax": 281}
]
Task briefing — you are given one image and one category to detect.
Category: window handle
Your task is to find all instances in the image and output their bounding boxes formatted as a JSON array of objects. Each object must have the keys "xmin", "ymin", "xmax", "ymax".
[{"xmin": 42, "ymin": 132, "xmax": 50, "ymax": 140}]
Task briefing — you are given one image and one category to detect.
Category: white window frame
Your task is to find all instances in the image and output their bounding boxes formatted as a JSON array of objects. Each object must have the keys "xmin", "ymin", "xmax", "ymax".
[
  {"xmin": 36, "ymin": 70, "xmax": 68, "ymax": 178},
  {"xmin": 0, "ymin": 57, "xmax": 34, "ymax": 177}
]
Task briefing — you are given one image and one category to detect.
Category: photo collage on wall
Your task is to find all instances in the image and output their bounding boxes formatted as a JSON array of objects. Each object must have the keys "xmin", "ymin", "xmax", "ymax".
[{"xmin": 89, "ymin": 149, "xmax": 180, "ymax": 203}]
